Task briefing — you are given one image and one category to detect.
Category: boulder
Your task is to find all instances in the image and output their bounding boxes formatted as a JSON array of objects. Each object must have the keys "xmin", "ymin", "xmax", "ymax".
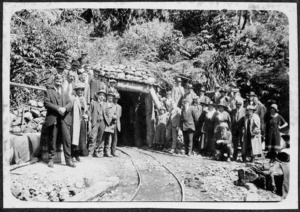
[
  {"xmin": 10, "ymin": 113, "xmax": 17, "ymax": 123},
  {"xmin": 24, "ymin": 112, "xmax": 33, "ymax": 121},
  {"xmin": 29, "ymin": 100, "xmax": 38, "ymax": 107},
  {"xmin": 37, "ymin": 102, "xmax": 44, "ymax": 108},
  {"xmin": 117, "ymin": 72, "xmax": 126, "ymax": 79},
  {"xmin": 31, "ymin": 109, "xmax": 41, "ymax": 118},
  {"xmin": 11, "ymin": 117, "xmax": 22, "ymax": 126}
]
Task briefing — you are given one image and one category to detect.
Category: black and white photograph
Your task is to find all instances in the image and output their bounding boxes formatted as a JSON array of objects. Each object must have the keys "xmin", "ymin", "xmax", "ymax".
[{"xmin": 2, "ymin": 1, "xmax": 298, "ymax": 209}]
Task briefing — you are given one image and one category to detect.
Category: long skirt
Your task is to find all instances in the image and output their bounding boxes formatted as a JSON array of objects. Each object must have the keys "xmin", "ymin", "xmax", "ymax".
[
  {"xmin": 154, "ymin": 123, "xmax": 167, "ymax": 145},
  {"xmin": 73, "ymin": 119, "xmax": 88, "ymax": 156}
]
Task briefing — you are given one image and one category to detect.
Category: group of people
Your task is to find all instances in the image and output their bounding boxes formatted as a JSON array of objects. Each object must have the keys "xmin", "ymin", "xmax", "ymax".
[
  {"xmin": 41, "ymin": 54, "xmax": 122, "ymax": 168},
  {"xmin": 153, "ymin": 77, "xmax": 288, "ymax": 162}
]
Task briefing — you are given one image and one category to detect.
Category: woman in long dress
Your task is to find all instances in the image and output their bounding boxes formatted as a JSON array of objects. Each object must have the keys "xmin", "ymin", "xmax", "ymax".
[
  {"xmin": 200, "ymin": 101, "xmax": 217, "ymax": 156},
  {"xmin": 265, "ymin": 104, "xmax": 288, "ymax": 162}
]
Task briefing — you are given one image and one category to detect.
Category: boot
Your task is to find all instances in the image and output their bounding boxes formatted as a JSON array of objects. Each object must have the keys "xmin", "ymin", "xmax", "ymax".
[
  {"xmin": 104, "ymin": 149, "xmax": 112, "ymax": 157},
  {"xmin": 66, "ymin": 160, "xmax": 76, "ymax": 168},
  {"xmin": 48, "ymin": 160, "xmax": 54, "ymax": 168}
]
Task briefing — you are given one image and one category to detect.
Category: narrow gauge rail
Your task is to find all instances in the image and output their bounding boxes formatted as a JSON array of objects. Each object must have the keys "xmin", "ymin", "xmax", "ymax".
[{"xmin": 117, "ymin": 147, "xmax": 184, "ymax": 202}]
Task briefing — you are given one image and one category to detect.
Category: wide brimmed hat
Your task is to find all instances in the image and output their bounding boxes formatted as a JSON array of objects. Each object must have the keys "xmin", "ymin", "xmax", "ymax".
[
  {"xmin": 109, "ymin": 79, "xmax": 117, "ymax": 83},
  {"xmin": 97, "ymin": 89, "xmax": 107, "ymax": 95},
  {"xmin": 249, "ymin": 91, "xmax": 257, "ymax": 97},
  {"xmin": 270, "ymin": 104, "xmax": 279, "ymax": 112},
  {"xmin": 175, "ymin": 77, "xmax": 182, "ymax": 82},
  {"xmin": 77, "ymin": 68, "xmax": 85, "ymax": 74},
  {"xmin": 193, "ymin": 96, "xmax": 199, "ymax": 100},
  {"xmin": 218, "ymin": 102, "xmax": 227, "ymax": 108},
  {"xmin": 207, "ymin": 100, "xmax": 215, "ymax": 106},
  {"xmin": 219, "ymin": 122, "xmax": 229, "ymax": 129},
  {"xmin": 114, "ymin": 92, "xmax": 121, "ymax": 99},
  {"xmin": 106, "ymin": 90, "xmax": 116, "ymax": 97},
  {"xmin": 235, "ymin": 97, "xmax": 244, "ymax": 105},
  {"xmin": 276, "ymin": 152, "xmax": 290, "ymax": 163},
  {"xmin": 246, "ymin": 105, "xmax": 256, "ymax": 111},
  {"xmin": 215, "ymin": 84, "xmax": 220, "ymax": 88},
  {"xmin": 159, "ymin": 106, "xmax": 166, "ymax": 111},
  {"xmin": 73, "ymin": 83, "xmax": 85, "ymax": 90}
]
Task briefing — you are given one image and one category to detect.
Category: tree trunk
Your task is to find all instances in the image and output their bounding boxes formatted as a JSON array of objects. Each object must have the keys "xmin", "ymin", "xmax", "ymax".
[{"xmin": 145, "ymin": 94, "xmax": 155, "ymax": 147}]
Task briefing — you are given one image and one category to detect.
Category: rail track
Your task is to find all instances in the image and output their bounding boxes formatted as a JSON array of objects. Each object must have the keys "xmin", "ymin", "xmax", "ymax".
[{"xmin": 117, "ymin": 147, "xmax": 185, "ymax": 201}]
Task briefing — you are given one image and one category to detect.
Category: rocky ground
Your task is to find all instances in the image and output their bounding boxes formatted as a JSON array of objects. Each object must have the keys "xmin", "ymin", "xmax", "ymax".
[{"xmin": 10, "ymin": 146, "xmax": 282, "ymax": 202}]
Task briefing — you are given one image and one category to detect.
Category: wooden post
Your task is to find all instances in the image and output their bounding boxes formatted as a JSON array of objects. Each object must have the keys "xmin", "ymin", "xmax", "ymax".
[
  {"xmin": 145, "ymin": 94, "xmax": 155, "ymax": 147},
  {"xmin": 133, "ymin": 101, "xmax": 142, "ymax": 147}
]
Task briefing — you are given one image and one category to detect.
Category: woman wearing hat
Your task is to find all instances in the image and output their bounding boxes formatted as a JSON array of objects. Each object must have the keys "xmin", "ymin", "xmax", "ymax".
[
  {"xmin": 242, "ymin": 105, "xmax": 263, "ymax": 162},
  {"xmin": 71, "ymin": 83, "xmax": 89, "ymax": 162},
  {"xmin": 153, "ymin": 106, "xmax": 169, "ymax": 150},
  {"xmin": 199, "ymin": 101, "xmax": 217, "ymax": 156},
  {"xmin": 265, "ymin": 104, "xmax": 288, "ymax": 162},
  {"xmin": 213, "ymin": 101, "xmax": 231, "ymax": 133},
  {"xmin": 213, "ymin": 122, "xmax": 233, "ymax": 161}
]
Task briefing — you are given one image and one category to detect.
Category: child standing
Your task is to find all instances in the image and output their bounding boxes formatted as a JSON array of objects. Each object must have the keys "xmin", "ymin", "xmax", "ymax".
[{"xmin": 154, "ymin": 107, "xmax": 169, "ymax": 150}]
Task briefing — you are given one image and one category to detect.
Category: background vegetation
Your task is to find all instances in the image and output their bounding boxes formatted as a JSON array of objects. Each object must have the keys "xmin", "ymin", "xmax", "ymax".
[{"xmin": 10, "ymin": 9, "xmax": 289, "ymax": 121}]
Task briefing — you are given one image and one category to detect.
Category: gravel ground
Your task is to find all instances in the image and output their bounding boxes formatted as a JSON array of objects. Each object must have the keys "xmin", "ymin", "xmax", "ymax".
[{"xmin": 10, "ymin": 147, "xmax": 282, "ymax": 202}]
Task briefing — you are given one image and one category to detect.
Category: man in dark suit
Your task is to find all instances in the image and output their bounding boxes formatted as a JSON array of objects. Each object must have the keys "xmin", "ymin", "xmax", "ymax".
[
  {"xmin": 90, "ymin": 69, "xmax": 107, "ymax": 102},
  {"xmin": 88, "ymin": 88, "xmax": 107, "ymax": 157},
  {"xmin": 230, "ymin": 96, "xmax": 246, "ymax": 161},
  {"xmin": 111, "ymin": 93, "xmax": 122, "ymax": 157},
  {"xmin": 42, "ymin": 74, "xmax": 75, "ymax": 168},
  {"xmin": 181, "ymin": 99, "xmax": 197, "ymax": 156}
]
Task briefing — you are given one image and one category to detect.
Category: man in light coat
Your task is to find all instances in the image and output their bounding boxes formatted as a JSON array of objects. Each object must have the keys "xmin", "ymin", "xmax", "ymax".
[
  {"xmin": 242, "ymin": 105, "xmax": 263, "ymax": 162},
  {"xmin": 168, "ymin": 102, "xmax": 182, "ymax": 153},
  {"xmin": 171, "ymin": 77, "xmax": 184, "ymax": 107}
]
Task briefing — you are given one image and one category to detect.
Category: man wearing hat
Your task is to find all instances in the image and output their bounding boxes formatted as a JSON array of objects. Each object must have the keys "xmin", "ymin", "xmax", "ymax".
[
  {"xmin": 199, "ymin": 87, "xmax": 210, "ymax": 104},
  {"xmin": 191, "ymin": 96, "xmax": 203, "ymax": 150},
  {"xmin": 178, "ymin": 83, "xmax": 195, "ymax": 107},
  {"xmin": 70, "ymin": 60, "xmax": 80, "ymax": 81},
  {"xmin": 103, "ymin": 90, "xmax": 118, "ymax": 157},
  {"xmin": 111, "ymin": 93, "xmax": 122, "ymax": 157},
  {"xmin": 213, "ymin": 84, "xmax": 221, "ymax": 103},
  {"xmin": 153, "ymin": 106, "xmax": 169, "ymax": 149},
  {"xmin": 163, "ymin": 91, "xmax": 174, "ymax": 112},
  {"xmin": 78, "ymin": 49, "xmax": 88, "ymax": 67},
  {"xmin": 230, "ymin": 96, "xmax": 246, "ymax": 161},
  {"xmin": 71, "ymin": 83, "xmax": 89, "ymax": 162},
  {"xmin": 227, "ymin": 88, "xmax": 240, "ymax": 112},
  {"xmin": 90, "ymin": 69, "xmax": 107, "ymax": 102},
  {"xmin": 41, "ymin": 74, "xmax": 75, "ymax": 168},
  {"xmin": 168, "ymin": 101, "xmax": 182, "ymax": 153},
  {"xmin": 171, "ymin": 77, "xmax": 184, "ymax": 107},
  {"xmin": 88, "ymin": 88, "xmax": 107, "ymax": 157},
  {"xmin": 45, "ymin": 60, "xmax": 68, "ymax": 88},
  {"xmin": 242, "ymin": 105, "xmax": 263, "ymax": 162},
  {"xmin": 107, "ymin": 79, "xmax": 119, "ymax": 96},
  {"xmin": 181, "ymin": 98, "xmax": 197, "ymax": 156},
  {"xmin": 216, "ymin": 88, "xmax": 229, "ymax": 105}
]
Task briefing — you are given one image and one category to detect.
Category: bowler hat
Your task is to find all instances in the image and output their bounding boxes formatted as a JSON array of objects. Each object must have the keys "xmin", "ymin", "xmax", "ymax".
[
  {"xmin": 97, "ymin": 89, "xmax": 106, "ymax": 95},
  {"xmin": 73, "ymin": 83, "xmax": 85, "ymax": 90},
  {"xmin": 72, "ymin": 60, "xmax": 80, "ymax": 67},
  {"xmin": 249, "ymin": 91, "xmax": 257, "ymax": 97},
  {"xmin": 270, "ymin": 104, "xmax": 279, "ymax": 112}
]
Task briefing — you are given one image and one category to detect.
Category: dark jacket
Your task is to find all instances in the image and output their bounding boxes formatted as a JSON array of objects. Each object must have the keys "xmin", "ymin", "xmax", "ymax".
[
  {"xmin": 90, "ymin": 100, "xmax": 105, "ymax": 128},
  {"xmin": 231, "ymin": 107, "xmax": 246, "ymax": 132},
  {"xmin": 90, "ymin": 79, "xmax": 107, "ymax": 101},
  {"xmin": 44, "ymin": 85, "xmax": 73, "ymax": 126},
  {"xmin": 181, "ymin": 106, "xmax": 197, "ymax": 131}
]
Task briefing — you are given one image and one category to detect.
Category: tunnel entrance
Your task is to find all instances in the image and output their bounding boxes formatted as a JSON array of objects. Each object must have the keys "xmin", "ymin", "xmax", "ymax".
[{"xmin": 117, "ymin": 91, "xmax": 147, "ymax": 147}]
